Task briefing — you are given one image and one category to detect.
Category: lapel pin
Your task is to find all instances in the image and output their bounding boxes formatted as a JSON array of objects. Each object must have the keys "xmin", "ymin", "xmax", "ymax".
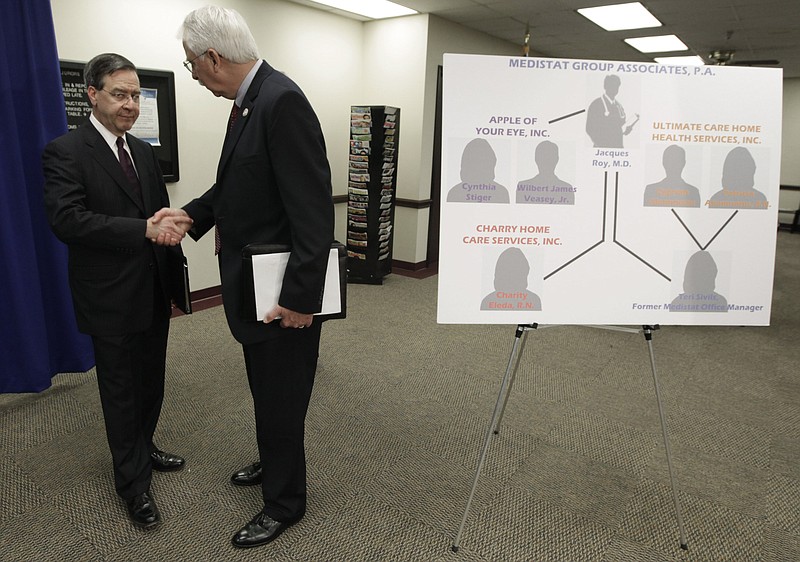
[{"xmin": 242, "ymin": 108, "xmax": 249, "ymax": 117}]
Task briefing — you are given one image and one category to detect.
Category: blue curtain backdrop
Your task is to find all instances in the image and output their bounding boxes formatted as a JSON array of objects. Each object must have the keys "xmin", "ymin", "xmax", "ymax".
[{"xmin": 0, "ymin": 0, "xmax": 94, "ymax": 392}]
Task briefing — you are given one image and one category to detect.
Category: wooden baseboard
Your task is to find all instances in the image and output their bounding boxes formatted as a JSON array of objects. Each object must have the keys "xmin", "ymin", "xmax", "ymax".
[
  {"xmin": 391, "ymin": 259, "xmax": 438, "ymax": 279},
  {"xmin": 171, "ymin": 286, "xmax": 222, "ymax": 317},
  {"xmin": 171, "ymin": 258, "xmax": 440, "ymax": 318}
]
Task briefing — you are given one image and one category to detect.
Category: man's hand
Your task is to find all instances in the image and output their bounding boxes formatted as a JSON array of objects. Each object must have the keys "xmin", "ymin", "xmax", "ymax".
[
  {"xmin": 264, "ymin": 305, "xmax": 313, "ymax": 329},
  {"xmin": 148, "ymin": 208, "xmax": 193, "ymax": 246}
]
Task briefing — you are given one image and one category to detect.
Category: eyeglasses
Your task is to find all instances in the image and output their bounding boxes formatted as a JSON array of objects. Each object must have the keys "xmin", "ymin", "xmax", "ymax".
[
  {"xmin": 183, "ymin": 50, "xmax": 209, "ymax": 73},
  {"xmin": 101, "ymin": 89, "xmax": 141, "ymax": 104}
]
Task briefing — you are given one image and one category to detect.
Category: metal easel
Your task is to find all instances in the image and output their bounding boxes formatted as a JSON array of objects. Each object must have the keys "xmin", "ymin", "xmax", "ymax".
[{"xmin": 451, "ymin": 323, "xmax": 688, "ymax": 553}]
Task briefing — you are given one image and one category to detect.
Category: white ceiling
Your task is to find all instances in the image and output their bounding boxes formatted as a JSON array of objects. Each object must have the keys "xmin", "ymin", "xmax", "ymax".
[{"xmin": 342, "ymin": 0, "xmax": 800, "ymax": 78}]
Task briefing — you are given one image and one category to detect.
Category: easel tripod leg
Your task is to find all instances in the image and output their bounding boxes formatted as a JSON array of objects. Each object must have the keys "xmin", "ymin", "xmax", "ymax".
[
  {"xmin": 494, "ymin": 324, "xmax": 534, "ymax": 433},
  {"xmin": 643, "ymin": 325, "xmax": 688, "ymax": 551},
  {"xmin": 451, "ymin": 325, "xmax": 530, "ymax": 552}
]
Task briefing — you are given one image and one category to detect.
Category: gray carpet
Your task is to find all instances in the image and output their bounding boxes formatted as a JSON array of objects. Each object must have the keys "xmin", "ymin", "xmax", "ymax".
[{"xmin": 1, "ymin": 231, "xmax": 798, "ymax": 561}]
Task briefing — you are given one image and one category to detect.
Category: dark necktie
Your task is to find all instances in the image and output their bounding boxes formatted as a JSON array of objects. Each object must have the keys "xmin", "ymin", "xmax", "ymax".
[
  {"xmin": 215, "ymin": 103, "xmax": 240, "ymax": 254},
  {"xmin": 229, "ymin": 102, "xmax": 239, "ymax": 131},
  {"xmin": 116, "ymin": 136, "xmax": 143, "ymax": 204}
]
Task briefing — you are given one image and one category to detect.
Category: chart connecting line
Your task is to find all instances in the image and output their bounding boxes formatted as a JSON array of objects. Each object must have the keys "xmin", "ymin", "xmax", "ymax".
[
  {"xmin": 545, "ymin": 171, "xmax": 672, "ymax": 282},
  {"xmin": 548, "ymin": 108, "xmax": 586, "ymax": 125},
  {"xmin": 544, "ymin": 106, "xmax": 740, "ymax": 278},
  {"xmin": 544, "ymin": 105, "xmax": 671, "ymax": 282},
  {"xmin": 544, "ymin": 171, "xmax": 607, "ymax": 280},
  {"xmin": 612, "ymin": 174, "xmax": 671, "ymax": 282},
  {"xmin": 672, "ymin": 209, "xmax": 738, "ymax": 251}
]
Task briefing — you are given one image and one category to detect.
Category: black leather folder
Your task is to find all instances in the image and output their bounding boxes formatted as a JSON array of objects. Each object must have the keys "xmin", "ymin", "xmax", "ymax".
[{"xmin": 167, "ymin": 246, "xmax": 192, "ymax": 315}]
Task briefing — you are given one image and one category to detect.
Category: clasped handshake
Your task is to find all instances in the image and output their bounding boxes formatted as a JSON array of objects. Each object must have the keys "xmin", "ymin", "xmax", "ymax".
[{"xmin": 145, "ymin": 208, "xmax": 193, "ymax": 246}]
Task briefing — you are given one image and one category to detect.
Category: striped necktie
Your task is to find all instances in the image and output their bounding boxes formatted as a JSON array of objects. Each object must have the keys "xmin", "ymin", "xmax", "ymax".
[
  {"xmin": 215, "ymin": 103, "xmax": 241, "ymax": 254},
  {"xmin": 116, "ymin": 136, "xmax": 143, "ymax": 204}
]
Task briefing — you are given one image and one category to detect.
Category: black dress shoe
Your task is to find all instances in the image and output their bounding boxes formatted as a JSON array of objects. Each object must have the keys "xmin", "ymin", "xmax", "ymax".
[
  {"xmin": 151, "ymin": 449, "xmax": 185, "ymax": 472},
  {"xmin": 231, "ymin": 511, "xmax": 300, "ymax": 548},
  {"xmin": 230, "ymin": 461, "xmax": 262, "ymax": 486},
  {"xmin": 126, "ymin": 491, "xmax": 161, "ymax": 529}
]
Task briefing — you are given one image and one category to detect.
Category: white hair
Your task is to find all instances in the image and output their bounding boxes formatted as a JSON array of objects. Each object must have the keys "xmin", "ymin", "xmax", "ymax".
[{"xmin": 180, "ymin": 5, "xmax": 259, "ymax": 64}]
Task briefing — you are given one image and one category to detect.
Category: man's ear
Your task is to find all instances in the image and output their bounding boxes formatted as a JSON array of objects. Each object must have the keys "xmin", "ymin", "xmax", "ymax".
[
  {"xmin": 87, "ymin": 86, "xmax": 98, "ymax": 107},
  {"xmin": 207, "ymin": 48, "xmax": 222, "ymax": 69}
]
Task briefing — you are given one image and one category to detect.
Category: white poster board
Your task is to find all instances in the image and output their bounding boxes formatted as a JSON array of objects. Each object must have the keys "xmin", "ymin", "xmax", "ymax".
[{"xmin": 438, "ymin": 54, "xmax": 782, "ymax": 326}]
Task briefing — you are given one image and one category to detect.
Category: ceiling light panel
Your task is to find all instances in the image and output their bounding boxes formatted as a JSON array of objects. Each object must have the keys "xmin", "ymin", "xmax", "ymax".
[
  {"xmin": 654, "ymin": 55, "xmax": 706, "ymax": 66},
  {"xmin": 577, "ymin": 2, "xmax": 661, "ymax": 32},
  {"xmin": 307, "ymin": 0, "xmax": 417, "ymax": 19},
  {"xmin": 625, "ymin": 34, "xmax": 688, "ymax": 53}
]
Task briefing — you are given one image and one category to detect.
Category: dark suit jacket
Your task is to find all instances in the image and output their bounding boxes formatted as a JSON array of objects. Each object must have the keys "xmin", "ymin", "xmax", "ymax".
[
  {"xmin": 43, "ymin": 122, "xmax": 177, "ymax": 336},
  {"xmin": 183, "ymin": 61, "xmax": 334, "ymax": 345}
]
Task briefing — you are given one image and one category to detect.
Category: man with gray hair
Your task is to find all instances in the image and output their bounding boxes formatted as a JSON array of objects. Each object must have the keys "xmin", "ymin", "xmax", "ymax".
[
  {"xmin": 155, "ymin": 5, "xmax": 334, "ymax": 549},
  {"xmin": 43, "ymin": 53, "xmax": 190, "ymax": 529}
]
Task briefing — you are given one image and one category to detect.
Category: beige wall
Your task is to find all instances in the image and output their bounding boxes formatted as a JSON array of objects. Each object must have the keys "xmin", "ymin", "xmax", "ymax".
[
  {"xmin": 49, "ymin": 0, "xmax": 800, "ymax": 288},
  {"xmin": 780, "ymin": 78, "xmax": 800, "ymax": 217},
  {"xmin": 414, "ymin": 16, "xmax": 520, "ymax": 263},
  {"xmin": 360, "ymin": 15, "xmax": 520, "ymax": 263},
  {"xmin": 782, "ymin": 78, "xmax": 800, "ymax": 184},
  {"xmin": 50, "ymin": 0, "xmax": 519, "ymax": 282},
  {"xmin": 50, "ymin": 0, "xmax": 364, "ymax": 290},
  {"xmin": 361, "ymin": 15, "xmax": 430, "ymax": 263}
]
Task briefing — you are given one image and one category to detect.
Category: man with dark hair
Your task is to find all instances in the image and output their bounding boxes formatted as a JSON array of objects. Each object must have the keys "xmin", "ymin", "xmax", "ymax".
[
  {"xmin": 43, "ymin": 52, "xmax": 190, "ymax": 529},
  {"xmin": 154, "ymin": 5, "xmax": 334, "ymax": 549}
]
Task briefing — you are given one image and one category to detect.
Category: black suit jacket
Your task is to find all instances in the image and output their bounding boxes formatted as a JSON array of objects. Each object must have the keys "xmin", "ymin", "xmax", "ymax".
[
  {"xmin": 184, "ymin": 61, "xmax": 334, "ymax": 345},
  {"xmin": 43, "ymin": 122, "xmax": 178, "ymax": 336}
]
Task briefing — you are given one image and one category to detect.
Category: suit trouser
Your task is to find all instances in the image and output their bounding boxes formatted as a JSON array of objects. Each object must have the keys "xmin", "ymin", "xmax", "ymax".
[
  {"xmin": 242, "ymin": 322, "xmax": 321, "ymax": 522},
  {"xmin": 91, "ymin": 304, "xmax": 170, "ymax": 500}
]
